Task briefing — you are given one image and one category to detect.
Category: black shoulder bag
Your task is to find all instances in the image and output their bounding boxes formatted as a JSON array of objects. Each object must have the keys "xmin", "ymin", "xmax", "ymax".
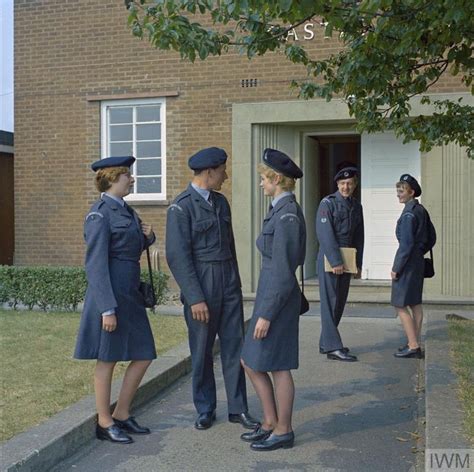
[
  {"xmin": 424, "ymin": 249, "xmax": 435, "ymax": 278},
  {"xmin": 139, "ymin": 247, "xmax": 157, "ymax": 308},
  {"xmin": 299, "ymin": 266, "xmax": 310, "ymax": 315}
]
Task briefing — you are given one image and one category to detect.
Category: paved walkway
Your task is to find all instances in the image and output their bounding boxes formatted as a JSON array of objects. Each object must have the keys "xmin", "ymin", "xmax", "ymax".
[{"xmin": 53, "ymin": 316, "xmax": 423, "ymax": 472}]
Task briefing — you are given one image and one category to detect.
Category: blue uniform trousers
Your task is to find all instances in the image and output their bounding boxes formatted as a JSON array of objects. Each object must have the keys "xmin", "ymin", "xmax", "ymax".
[
  {"xmin": 183, "ymin": 259, "xmax": 248, "ymax": 415},
  {"xmin": 318, "ymin": 255, "xmax": 352, "ymax": 352}
]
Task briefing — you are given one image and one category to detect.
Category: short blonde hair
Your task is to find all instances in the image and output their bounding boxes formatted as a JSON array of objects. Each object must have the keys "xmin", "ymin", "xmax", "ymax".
[
  {"xmin": 95, "ymin": 166, "xmax": 130, "ymax": 192},
  {"xmin": 396, "ymin": 181, "xmax": 414, "ymax": 194},
  {"xmin": 257, "ymin": 163, "xmax": 296, "ymax": 192}
]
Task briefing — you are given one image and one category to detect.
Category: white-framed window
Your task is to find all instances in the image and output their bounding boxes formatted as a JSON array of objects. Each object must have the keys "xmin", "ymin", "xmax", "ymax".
[{"xmin": 101, "ymin": 97, "xmax": 166, "ymax": 201}]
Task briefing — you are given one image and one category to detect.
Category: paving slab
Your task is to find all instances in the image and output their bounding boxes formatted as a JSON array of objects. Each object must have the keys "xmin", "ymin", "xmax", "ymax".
[{"xmin": 52, "ymin": 317, "xmax": 423, "ymax": 472}]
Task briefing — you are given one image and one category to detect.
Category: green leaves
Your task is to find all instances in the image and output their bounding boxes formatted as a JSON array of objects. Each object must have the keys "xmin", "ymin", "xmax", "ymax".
[{"xmin": 126, "ymin": 0, "xmax": 474, "ymax": 157}]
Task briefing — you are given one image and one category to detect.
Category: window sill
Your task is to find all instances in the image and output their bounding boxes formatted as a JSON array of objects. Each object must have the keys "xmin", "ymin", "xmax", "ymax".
[{"xmin": 127, "ymin": 199, "xmax": 170, "ymax": 207}]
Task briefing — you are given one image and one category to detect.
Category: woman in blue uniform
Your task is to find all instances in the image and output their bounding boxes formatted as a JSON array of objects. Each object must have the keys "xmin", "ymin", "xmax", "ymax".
[
  {"xmin": 74, "ymin": 156, "xmax": 157, "ymax": 444},
  {"xmin": 391, "ymin": 174, "xmax": 436, "ymax": 359},
  {"xmin": 240, "ymin": 149, "xmax": 306, "ymax": 451}
]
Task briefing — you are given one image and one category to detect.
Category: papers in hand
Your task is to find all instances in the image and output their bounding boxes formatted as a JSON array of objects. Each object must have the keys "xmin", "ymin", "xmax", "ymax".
[{"xmin": 324, "ymin": 248, "xmax": 358, "ymax": 274}]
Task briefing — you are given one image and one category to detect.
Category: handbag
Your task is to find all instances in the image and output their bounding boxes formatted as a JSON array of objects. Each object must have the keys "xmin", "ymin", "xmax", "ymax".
[
  {"xmin": 424, "ymin": 249, "xmax": 435, "ymax": 278},
  {"xmin": 299, "ymin": 266, "xmax": 310, "ymax": 315},
  {"xmin": 139, "ymin": 247, "xmax": 157, "ymax": 308}
]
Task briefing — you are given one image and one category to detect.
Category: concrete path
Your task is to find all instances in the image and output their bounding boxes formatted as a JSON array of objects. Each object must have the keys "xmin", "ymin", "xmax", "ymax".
[{"xmin": 53, "ymin": 316, "xmax": 423, "ymax": 472}]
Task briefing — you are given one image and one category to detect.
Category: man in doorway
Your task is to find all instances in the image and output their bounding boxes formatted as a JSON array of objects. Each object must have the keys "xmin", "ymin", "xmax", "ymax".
[
  {"xmin": 316, "ymin": 165, "xmax": 364, "ymax": 361},
  {"xmin": 166, "ymin": 147, "xmax": 259, "ymax": 430}
]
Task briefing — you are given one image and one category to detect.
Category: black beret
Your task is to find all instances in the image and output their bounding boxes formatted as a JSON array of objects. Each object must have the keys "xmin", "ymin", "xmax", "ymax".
[
  {"xmin": 399, "ymin": 174, "xmax": 422, "ymax": 197},
  {"xmin": 91, "ymin": 156, "xmax": 135, "ymax": 172},
  {"xmin": 188, "ymin": 147, "xmax": 228, "ymax": 170},
  {"xmin": 262, "ymin": 148, "xmax": 303, "ymax": 179},
  {"xmin": 334, "ymin": 166, "xmax": 358, "ymax": 182}
]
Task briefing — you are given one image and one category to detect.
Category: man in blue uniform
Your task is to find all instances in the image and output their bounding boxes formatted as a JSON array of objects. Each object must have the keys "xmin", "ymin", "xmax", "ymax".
[
  {"xmin": 166, "ymin": 147, "xmax": 258, "ymax": 430},
  {"xmin": 316, "ymin": 166, "xmax": 364, "ymax": 362}
]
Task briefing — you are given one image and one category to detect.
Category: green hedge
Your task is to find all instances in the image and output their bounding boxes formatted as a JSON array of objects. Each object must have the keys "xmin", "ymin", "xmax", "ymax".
[{"xmin": 0, "ymin": 265, "xmax": 169, "ymax": 312}]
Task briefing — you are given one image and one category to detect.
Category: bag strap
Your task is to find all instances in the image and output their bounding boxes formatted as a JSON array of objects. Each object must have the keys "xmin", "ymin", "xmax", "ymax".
[{"xmin": 146, "ymin": 247, "xmax": 156, "ymax": 300}]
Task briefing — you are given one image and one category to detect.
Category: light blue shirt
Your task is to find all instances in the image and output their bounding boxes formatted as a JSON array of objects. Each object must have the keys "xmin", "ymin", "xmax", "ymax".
[
  {"xmin": 102, "ymin": 192, "xmax": 125, "ymax": 206},
  {"xmin": 191, "ymin": 182, "xmax": 212, "ymax": 204},
  {"xmin": 272, "ymin": 191, "xmax": 293, "ymax": 208}
]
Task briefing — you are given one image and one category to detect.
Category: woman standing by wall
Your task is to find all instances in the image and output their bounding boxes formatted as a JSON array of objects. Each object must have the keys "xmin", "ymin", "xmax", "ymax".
[
  {"xmin": 391, "ymin": 174, "xmax": 436, "ymax": 359},
  {"xmin": 74, "ymin": 156, "xmax": 157, "ymax": 444},
  {"xmin": 240, "ymin": 148, "xmax": 306, "ymax": 451}
]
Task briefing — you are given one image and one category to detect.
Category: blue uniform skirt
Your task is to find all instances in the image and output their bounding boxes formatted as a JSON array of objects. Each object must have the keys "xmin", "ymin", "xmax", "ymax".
[
  {"xmin": 391, "ymin": 249, "xmax": 425, "ymax": 307},
  {"xmin": 241, "ymin": 270, "xmax": 300, "ymax": 372},
  {"xmin": 74, "ymin": 259, "xmax": 157, "ymax": 362}
]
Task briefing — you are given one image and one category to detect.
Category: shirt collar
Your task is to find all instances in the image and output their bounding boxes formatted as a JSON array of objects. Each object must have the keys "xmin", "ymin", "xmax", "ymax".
[
  {"xmin": 272, "ymin": 191, "xmax": 293, "ymax": 208},
  {"xmin": 191, "ymin": 182, "xmax": 211, "ymax": 202},
  {"xmin": 102, "ymin": 192, "xmax": 125, "ymax": 207}
]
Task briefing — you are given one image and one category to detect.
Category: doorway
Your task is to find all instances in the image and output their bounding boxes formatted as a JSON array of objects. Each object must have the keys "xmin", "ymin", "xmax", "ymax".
[{"xmin": 302, "ymin": 134, "xmax": 361, "ymax": 279}]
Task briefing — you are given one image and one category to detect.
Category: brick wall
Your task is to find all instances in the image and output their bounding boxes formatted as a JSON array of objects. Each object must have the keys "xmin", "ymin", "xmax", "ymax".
[{"xmin": 14, "ymin": 0, "xmax": 468, "ymax": 267}]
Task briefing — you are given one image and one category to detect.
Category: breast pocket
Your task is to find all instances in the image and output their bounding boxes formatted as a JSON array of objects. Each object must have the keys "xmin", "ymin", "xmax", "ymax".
[
  {"xmin": 111, "ymin": 218, "xmax": 132, "ymax": 232},
  {"xmin": 262, "ymin": 227, "xmax": 274, "ymax": 254},
  {"xmin": 192, "ymin": 219, "xmax": 214, "ymax": 249}
]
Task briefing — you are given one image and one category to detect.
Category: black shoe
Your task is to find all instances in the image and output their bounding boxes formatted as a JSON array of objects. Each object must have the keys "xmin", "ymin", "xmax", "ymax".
[
  {"xmin": 320, "ymin": 347, "xmax": 350, "ymax": 354},
  {"xmin": 229, "ymin": 412, "xmax": 260, "ymax": 429},
  {"xmin": 327, "ymin": 349, "xmax": 358, "ymax": 362},
  {"xmin": 113, "ymin": 416, "xmax": 151, "ymax": 435},
  {"xmin": 241, "ymin": 426, "xmax": 273, "ymax": 443},
  {"xmin": 398, "ymin": 344, "xmax": 409, "ymax": 351},
  {"xmin": 250, "ymin": 431, "xmax": 295, "ymax": 451},
  {"xmin": 96, "ymin": 424, "xmax": 133, "ymax": 444},
  {"xmin": 195, "ymin": 411, "xmax": 216, "ymax": 430},
  {"xmin": 394, "ymin": 347, "xmax": 422, "ymax": 358}
]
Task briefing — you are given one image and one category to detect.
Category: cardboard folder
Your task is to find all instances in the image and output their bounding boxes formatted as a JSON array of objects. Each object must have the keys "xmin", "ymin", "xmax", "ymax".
[{"xmin": 324, "ymin": 248, "xmax": 358, "ymax": 274}]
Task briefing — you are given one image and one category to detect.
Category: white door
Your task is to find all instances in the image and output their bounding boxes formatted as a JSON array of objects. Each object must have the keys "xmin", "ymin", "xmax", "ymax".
[{"xmin": 361, "ymin": 133, "xmax": 420, "ymax": 279}]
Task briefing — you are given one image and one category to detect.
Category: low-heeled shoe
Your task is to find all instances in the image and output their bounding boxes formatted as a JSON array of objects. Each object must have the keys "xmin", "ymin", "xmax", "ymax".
[
  {"xmin": 394, "ymin": 347, "xmax": 423, "ymax": 358},
  {"xmin": 241, "ymin": 426, "xmax": 273, "ymax": 443},
  {"xmin": 195, "ymin": 411, "xmax": 216, "ymax": 430},
  {"xmin": 229, "ymin": 412, "xmax": 260, "ymax": 429},
  {"xmin": 320, "ymin": 346, "xmax": 350, "ymax": 354},
  {"xmin": 114, "ymin": 416, "xmax": 151, "ymax": 435},
  {"xmin": 96, "ymin": 424, "xmax": 133, "ymax": 444},
  {"xmin": 250, "ymin": 431, "xmax": 295, "ymax": 451},
  {"xmin": 327, "ymin": 349, "xmax": 358, "ymax": 362}
]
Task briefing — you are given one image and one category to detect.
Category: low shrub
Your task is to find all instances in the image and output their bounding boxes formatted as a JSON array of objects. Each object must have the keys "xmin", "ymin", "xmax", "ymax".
[{"xmin": 0, "ymin": 265, "xmax": 168, "ymax": 311}]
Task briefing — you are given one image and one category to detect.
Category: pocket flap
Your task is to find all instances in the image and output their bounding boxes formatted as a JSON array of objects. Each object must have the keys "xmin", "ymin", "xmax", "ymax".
[{"xmin": 193, "ymin": 219, "xmax": 214, "ymax": 232}]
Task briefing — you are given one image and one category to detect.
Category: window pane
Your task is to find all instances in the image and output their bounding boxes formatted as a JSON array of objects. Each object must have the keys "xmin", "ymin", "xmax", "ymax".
[
  {"xmin": 109, "ymin": 107, "xmax": 132, "ymax": 124},
  {"xmin": 137, "ymin": 177, "xmax": 161, "ymax": 194},
  {"xmin": 136, "ymin": 159, "xmax": 161, "ymax": 176},
  {"xmin": 136, "ymin": 141, "xmax": 161, "ymax": 158},
  {"xmin": 110, "ymin": 142, "xmax": 133, "ymax": 156},
  {"xmin": 136, "ymin": 106, "xmax": 160, "ymax": 123},
  {"xmin": 110, "ymin": 124, "xmax": 132, "ymax": 141},
  {"xmin": 136, "ymin": 123, "xmax": 161, "ymax": 141}
]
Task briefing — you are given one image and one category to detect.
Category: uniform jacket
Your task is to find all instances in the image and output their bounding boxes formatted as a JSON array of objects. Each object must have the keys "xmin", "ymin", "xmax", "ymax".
[
  {"xmin": 166, "ymin": 184, "xmax": 240, "ymax": 306},
  {"xmin": 392, "ymin": 199, "xmax": 436, "ymax": 275},
  {"xmin": 316, "ymin": 191, "xmax": 364, "ymax": 269},
  {"xmin": 83, "ymin": 195, "xmax": 155, "ymax": 313},
  {"xmin": 255, "ymin": 194, "xmax": 306, "ymax": 322}
]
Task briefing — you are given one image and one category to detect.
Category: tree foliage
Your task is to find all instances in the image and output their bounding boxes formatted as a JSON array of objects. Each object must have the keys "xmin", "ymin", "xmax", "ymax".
[{"xmin": 126, "ymin": 0, "xmax": 474, "ymax": 156}]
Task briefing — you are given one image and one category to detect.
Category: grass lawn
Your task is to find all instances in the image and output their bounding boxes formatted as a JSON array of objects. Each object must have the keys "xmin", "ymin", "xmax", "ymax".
[
  {"xmin": 448, "ymin": 318, "xmax": 474, "ymax": 444},
  {"xmin": 0, "ymin": 309, "xmax": 187, "ymax": 442}
]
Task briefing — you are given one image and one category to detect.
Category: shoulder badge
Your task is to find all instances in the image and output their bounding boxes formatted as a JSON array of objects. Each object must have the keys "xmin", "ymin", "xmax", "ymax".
[{"xmin": 85, "ymin": 211, "xmax": 104, "ymax": 222}]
